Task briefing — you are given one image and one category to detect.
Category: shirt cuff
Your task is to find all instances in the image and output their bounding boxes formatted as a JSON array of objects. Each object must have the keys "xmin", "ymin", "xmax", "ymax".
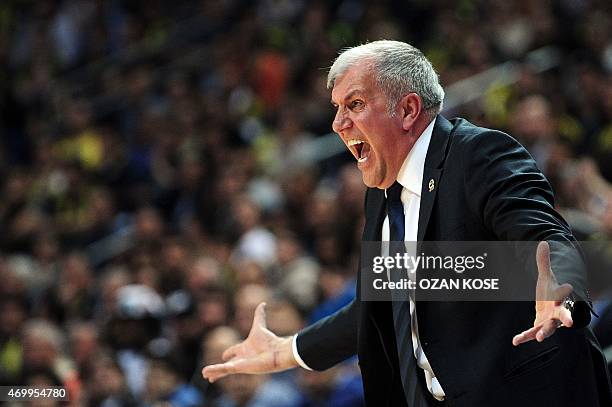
[{"xmin": 292, "ymin": 334, "xmax": 313, "ymax": 371}]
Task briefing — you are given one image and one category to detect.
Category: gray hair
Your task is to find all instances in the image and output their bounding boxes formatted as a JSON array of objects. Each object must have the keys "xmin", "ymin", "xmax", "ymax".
[{"xmin": 327, "ymin": 40, "xmax": 445, "ymax": 115}]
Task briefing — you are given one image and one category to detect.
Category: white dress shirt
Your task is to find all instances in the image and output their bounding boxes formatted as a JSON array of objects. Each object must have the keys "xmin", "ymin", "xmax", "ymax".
[{"xmin": 294, "ymin": 118, "xmax": 445, "ymax": 400}]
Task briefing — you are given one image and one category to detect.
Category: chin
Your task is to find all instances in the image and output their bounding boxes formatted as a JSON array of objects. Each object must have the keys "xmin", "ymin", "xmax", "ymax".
[{"xmin": 361, "ymin": 174, "xmax": 384, "ymax": 189}]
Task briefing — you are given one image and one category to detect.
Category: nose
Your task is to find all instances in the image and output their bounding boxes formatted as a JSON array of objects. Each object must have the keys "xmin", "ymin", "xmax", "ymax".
[{"xmin": 332, "ymin": 108, "xmax": 351, "ymax": 133}]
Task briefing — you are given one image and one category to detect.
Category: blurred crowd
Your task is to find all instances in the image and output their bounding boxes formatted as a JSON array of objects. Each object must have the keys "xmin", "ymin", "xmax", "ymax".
[{"xmin": 0, "ymin": 0, "xmax": 611, "ymax": 406}]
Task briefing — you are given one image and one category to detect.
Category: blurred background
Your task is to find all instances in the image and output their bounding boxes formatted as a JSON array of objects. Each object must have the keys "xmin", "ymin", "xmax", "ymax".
[{"xmin": 0, "ymin": 0, "xmax": 611, "ymax": 406}]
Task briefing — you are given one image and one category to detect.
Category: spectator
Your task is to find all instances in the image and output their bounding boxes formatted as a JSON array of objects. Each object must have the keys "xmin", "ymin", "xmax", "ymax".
[
  {"xmin": 19, "ymin": 319, "xmax": 80, "ymax": 401},
  {"xmin": 144, "ymin": 356, "xmax": 203, "ymax": 407},
  {"xmin": 0, "ymin": 1, "xmax": 610, "ymax": 404}
]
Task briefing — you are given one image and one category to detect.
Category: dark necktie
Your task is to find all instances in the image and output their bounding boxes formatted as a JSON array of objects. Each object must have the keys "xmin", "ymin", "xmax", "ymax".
[{"xmin": 387, "ymin": 182, "xmax": 427, "ymax": 407}]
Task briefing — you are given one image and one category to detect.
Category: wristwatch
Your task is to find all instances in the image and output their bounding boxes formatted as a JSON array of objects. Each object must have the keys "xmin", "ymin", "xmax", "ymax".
[{"xmin": 562, "ymin": 297, "xmax": 575, "ymax": 314}]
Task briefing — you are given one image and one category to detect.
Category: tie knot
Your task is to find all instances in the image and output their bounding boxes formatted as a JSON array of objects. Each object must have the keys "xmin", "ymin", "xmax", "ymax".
[{"xmin": 386, "ymin": 181, "xmax": 403, "ymax": 204}]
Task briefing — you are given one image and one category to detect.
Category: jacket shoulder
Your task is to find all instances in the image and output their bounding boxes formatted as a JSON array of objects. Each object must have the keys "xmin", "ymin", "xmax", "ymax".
[{"xmin": 448, "ymin": 117, "xmax": 524, "ymax": 150}]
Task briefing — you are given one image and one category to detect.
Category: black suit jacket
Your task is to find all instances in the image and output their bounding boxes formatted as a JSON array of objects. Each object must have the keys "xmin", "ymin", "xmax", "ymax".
[{"xmin": 297, "ymin": 116, "xmax": 612, "ymax": 407}]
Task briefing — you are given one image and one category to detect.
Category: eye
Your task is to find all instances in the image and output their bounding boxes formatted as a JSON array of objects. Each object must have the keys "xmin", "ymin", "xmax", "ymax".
[{"xmin": 349, "ymin": 100, "xmax": 364, "ymax": 110}]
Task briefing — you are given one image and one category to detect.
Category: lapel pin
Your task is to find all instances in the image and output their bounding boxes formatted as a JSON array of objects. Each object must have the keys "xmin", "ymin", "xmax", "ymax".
[{"xmin": 428, "ymin": 179, "xmax": 435, "ymax": 192}]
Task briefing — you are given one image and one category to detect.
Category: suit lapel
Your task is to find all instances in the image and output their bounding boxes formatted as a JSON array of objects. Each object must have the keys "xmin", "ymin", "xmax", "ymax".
[
  {"xmin": 363, "ymin": 187, "xmax": 386, "ymax": 241},
  {"xmin": 417, "ymin": 116, "xmax": 453, "ymax": 241},
  {"xmin": 362, "ymin": 186, "xmax": 398, "ymax": 381}
]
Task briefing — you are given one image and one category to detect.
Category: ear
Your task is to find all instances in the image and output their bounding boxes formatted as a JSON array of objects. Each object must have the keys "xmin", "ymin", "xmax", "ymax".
[{"xmin": 400, "ymin": 93, "xmax": 423, "ymax": 131}]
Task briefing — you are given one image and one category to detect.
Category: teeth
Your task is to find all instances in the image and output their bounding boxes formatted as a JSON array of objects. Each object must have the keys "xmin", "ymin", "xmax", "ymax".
[
  {"xmin": 348, "ymin": 139, "xmax": 364, "ymax": 146},
  {"xmin": 358, "ymin": 156, "xmax": 368, "ymax": 163}
]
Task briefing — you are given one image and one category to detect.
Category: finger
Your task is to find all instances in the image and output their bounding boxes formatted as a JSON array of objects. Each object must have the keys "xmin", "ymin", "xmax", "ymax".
[
  {"xmin": 252, "ymin": 302, "xmax": 268, "ymax": 331},
  {"xmin": 222, "ymin": 343, "xmax": 242, "ymax": 362},
  {"xmin": 512, "ymin": 325, "xmax": 541, "ymax": 346},
  {"xmin": 554, "ymin": 305, "xmax": 573, "ymax": 328},
  {"xmin": 202, "ymin": 365, "xmax": 224, "ymax": 382},
  {"xmin": 536, "ymin": 241, "xmax": 552, "ymax": 277},
  {"xmin": 536, "ymin": 319, "xmax": 558, "ymax": 342},
  {"xmin": 208, "ymin": 354, "xmax": 271, "ymax": 381},
  {"xmin": 202, "ymin": 362, "xmax": 236, "ymax": 383}
]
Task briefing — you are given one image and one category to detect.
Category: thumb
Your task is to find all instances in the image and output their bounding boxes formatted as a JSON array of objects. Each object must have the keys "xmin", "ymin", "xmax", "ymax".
[
  {"xmin": 536, "ymin": 241, "xmax": 552, "ymax": 277},
  {"xmin": 252, "ymin": 302, "xmax": 268, "ymax": 332}
]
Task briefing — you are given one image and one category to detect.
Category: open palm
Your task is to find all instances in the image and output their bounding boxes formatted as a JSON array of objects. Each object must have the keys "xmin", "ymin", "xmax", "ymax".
[
  {"xmin": 512, "ymin": 241, "xmax": 574, "ymax": 346},
  {"xmin": 202, "ymin": 303, "xmax": 296, "ymax": 382}
]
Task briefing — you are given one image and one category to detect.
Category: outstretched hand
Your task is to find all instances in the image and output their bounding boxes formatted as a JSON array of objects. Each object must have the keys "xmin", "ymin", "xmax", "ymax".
[
  {"xmin": 512, "ymin": 241, "xmax": 574, "ymax": 346},
  {"xmin": 202, "ymin": 303, "xmax": 297, "ymax": 382}
]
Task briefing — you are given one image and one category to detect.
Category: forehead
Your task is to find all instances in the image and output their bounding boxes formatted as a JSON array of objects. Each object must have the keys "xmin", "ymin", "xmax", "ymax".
[{"xmin": 330, "ymin": 64, "xmax": 379, "ymax": 102}]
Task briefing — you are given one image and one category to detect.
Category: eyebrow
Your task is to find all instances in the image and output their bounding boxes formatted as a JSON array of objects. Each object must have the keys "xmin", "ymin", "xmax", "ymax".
[{"xmin": 331, "ymin": 89, "xmax": 364, "ymax": 106}]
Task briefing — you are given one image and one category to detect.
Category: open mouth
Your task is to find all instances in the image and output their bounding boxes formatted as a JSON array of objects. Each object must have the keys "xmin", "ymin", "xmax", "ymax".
[{"xmin": 348, "ymin": 139, "xmax": 371, "ymax": 163}]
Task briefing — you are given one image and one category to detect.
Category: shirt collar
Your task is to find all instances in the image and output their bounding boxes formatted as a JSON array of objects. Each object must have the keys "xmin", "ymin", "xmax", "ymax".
[{"xmin": 395, "ymin": 117, "xmax": 436, "ymax": 197}]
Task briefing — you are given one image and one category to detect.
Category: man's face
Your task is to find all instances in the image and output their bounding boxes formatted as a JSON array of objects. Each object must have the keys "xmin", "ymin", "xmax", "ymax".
[{"xmin": 331, "ymin": 65, "xmax": 410, "ymax": 189}]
